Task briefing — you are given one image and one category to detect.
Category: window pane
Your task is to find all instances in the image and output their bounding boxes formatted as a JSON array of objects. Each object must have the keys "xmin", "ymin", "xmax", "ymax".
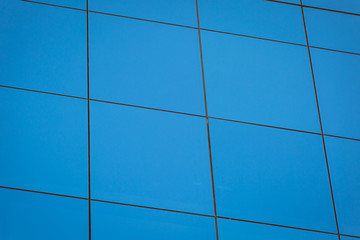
[
  {"xmin": 0, "ymin": 188, "xmax": 88, "ymax": 240},
  {"xmin": 202, "ymin": 31, "xmax": 319, "ymax": 132},
  {"xmin": 0, "ymin": 88, "xmax": 88, "ymax": 197},
  {"xmin": 90, "ymin": 101, "xmax": 213, "ymax": 214},
  {"xmin": 218, "ymin": 218, "xmax": 337, "ymax": 240},
  {"xmin": 311, "ymin": 48, "xmax": 360, "ymax": 139},
  {"xmin": 29, "ymin": 0, "xmax": 85, "ymax": 9},
  {"xmin": 92, "ymin": 201, "xmax": 216, "ymax": 239},
  {"xmin": 89, "ymin": 0, "xmax": 197, "ymax": 27},
  {"xmin": 325, "ymin": 137, "xmax": 360, "ymax": 236},
  {"xmin": 283, "ymin": 0, "xmax": 300, "ymax": 3},
  {"xmin": 210, "ymin": 119, "xmax": 337, "ymax": 232},
  {"xmin": 89, "ymin": 13, "xmax": 204, "ymax": 115},
  {"xmin": 305, "ymin": 8, "xmax": 360, "ymax": 54},
  {"xmin": 303, "ymin": 0, "xmax": 360, "ymax": 14},
  {"xmin": 341, "ymin": 237, "xmax": 359, "ymax": 240},
  {"xmin": 198, "ymin": 0, "xmax": 305, "ymax": 44},
  {"xmin": 0, "ymin": 1, "xmax": 86, "ymax": 97}
]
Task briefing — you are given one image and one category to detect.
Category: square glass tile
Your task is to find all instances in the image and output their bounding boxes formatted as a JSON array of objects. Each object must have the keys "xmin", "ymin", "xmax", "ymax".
[
  {"xmin": 90, "ymin": 13, "xmax": 204, "ymax": 115},
  {"xmin": 0, "ymin": 0, "xmax": 87, "ymax": 97},
  {"xmin": 0, "ymin": 88, "xmax": 88, "ymax": 197},
  {"xmin": 90, "ymin": 101, "xmax": 214, "ymax": 215},
  {"xmin": 210, "ymin": 119, "xmax": 337, "ymax": 232}
]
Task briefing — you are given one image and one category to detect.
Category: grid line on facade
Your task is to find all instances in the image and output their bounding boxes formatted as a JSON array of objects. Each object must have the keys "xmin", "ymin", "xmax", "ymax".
[
  {"xmin": 300, "ymin": 1, "xmax": 341, "ymax": 239},
  {"xmin": 3, "ymin": 185, "xmax": 360, "ymax": 238},
  {"xmin": 18, "ymin": 0, "xmax": 360, "ymax": 57}
]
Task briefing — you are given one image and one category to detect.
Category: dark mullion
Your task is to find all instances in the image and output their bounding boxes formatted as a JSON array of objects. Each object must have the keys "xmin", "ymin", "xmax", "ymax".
[
  {"xmin": 208, "ymin": 116, "xmax": 321, "ymax": 136},
  {"xmin": 0, "ymin": 185, "xmax": 88, "ymax": 200},
  {"xmin": 200, "ymin": 27, "xmax": 307, "ymax": 47},
  {"xmin": 218, "ymin": 216, "xmax": 338, "ymax": 236},
  {"xmin": 4, "ymin": 185, "xmax": 359, "ymax": 237},
  {"xmin": 86, "ymin": 0, "xmax": 92, "ymax": 239},
  {"xmin": 300, "ymin": 1, "xmax": 341, "ymax": 239},
  {"xmin": 17, "ymin": 0, "xmax": 360, "ymax": 57},
  {"xmin": 310, "ymin": 45, "xmax": 360, "ymax": 57},
  {"xmin": 195, "ymin": 1, "xmax": 220, "ymax": 239},
  {"xmin": 19, "ymin": 0, "xmax": 360, "ymax": 18},
  {"xmin": 265, "ymin": 0, "xmax": 360, "ymax": 17},
  {"xmin": 2, "ymin": 84, "xmax": 360, "ymax": 143},
  {"xmin": 19, "ymin": 0, "xmax": 86, "ymax": 11}
]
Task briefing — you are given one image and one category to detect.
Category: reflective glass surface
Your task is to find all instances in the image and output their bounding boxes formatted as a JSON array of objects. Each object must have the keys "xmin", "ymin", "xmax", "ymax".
[
  {"xmin": 90, "ymin": 13, "xmax": 204, "ymax": 114},
  {"xmin": 218, "ymin": 218, "xmax": 338, "ymax": 240},
  {"xmin": 0, "ymin": 188, "xmax": 88, "ymax": 240},
  {"xmin": 1, "ymin": 0, "xmax": 359, "ymax": 239},
  {"xmin": 92, "ymin": 201, "xmax": 216, "ymax": 239},
  {"xmin": 0, "ymin": 88, "xmax": 88, "ymax": 197},
  {"xmin": 210, "ymin": 119, "xmax": 337, "ymax": 232},
  {"xmin": 202, "ymin": 31, "xmax": 319, "ymax": 132},
  {"xmin": 91, "ymin": 101, "xmax": 214, "ymax": 214},
  {"xmin": 0, "ymin": 0, "xmax": 87, "ymax": 97},
  {"xmin": 198, "ymin": 0, "xmax": 305, "ymax": 44},
  {"xmin": 311, "ymin": 48, "xmax": 360, "ymax": 139},
  {"xmin": 305, "ymin": 8, "xmax": 360, "ymax": 53},
  {"xmin": 303, "ymin": 0, "xmax": 360, "ymax": 14},
  {"xmin": 89, "ymin": 0, "xmax": 197, "ymax": 27},
  {"xmin": 30, "ymin": 0, "xmax": 85, "ymax": 9},
  {"xmin": 325, "ymin": 137, "xmax": 360, "ymax": 236}
]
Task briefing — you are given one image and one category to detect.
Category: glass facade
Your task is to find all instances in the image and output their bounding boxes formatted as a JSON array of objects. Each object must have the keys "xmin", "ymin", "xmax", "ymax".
[{"xmin": 1, "ymin": 0, "xmax": 359, "ymax": 239}]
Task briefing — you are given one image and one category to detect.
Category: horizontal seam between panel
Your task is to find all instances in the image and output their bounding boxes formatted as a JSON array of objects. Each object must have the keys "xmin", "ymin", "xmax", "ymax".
[
  {"xmin": 1, "ymin": 84, "xmax": 359, "ymax": 142},
  {"xmin": 17, "ymin": 0, "xmax": 360, "ymax": 56}
]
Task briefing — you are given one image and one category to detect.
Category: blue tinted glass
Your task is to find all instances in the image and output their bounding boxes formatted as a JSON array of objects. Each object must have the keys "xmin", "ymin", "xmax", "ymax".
[
  {"xmin": 89, "ymin": 13, "xmax": 204, "ymax": 115},
  {"xmin": 0, "ymin": 188, "xmax": 88, "ymax": 240},
  {"xmin": 311, "ymin": 49, "xmax": 360, "ymax": 139},
  {"xmin": 304, "ymin": 8, "xmax": 360, "ymax": 54},
  {"xmin": 202, "ymin": 31, "xmax": 319, "ymax": 132},
  {"xmin": 0, "ymin": 1, "xmax": 87, "ymax": 97},
  {"xmin": 0, "ymin": 88, "xmax": 88, "ymax": 197},
  {"xmin": 30, "ymin": 0, "xmax": 85, "ymax": 9},
  {"xmin": 218, "ymin": 219, "xmax": 338, "ymax": 240},
  {"xmin": 198, "ymin": 0, "xmax": 305, "ymax": 44},
  {"xmin": 341, "ymin": 237, "xmax": 359, "ymax": 240},
  {"xmin": 89, "ymin": 0, "xmax": 197, "ymax": 27},
  {"xmin": 303, "ymin": 0, "xmax": 360, "ymax": 14},
  {"xmin": 210, "ymin": 119, "xmax": 337, "ymax": 232},
  {"xmin": 90, "ymin": 101, "xmax": 213, "ymax": 214},
  {"xmin": 325, "ymin": 137, "xmax": 360, "ymax": 236},
  {"xmin": 92, "ymin": 201, "xmax": 216, "ymax": 239},
  {"xmin": 283, "ymin": 0, "xmax": 300, "ymax": 3}
]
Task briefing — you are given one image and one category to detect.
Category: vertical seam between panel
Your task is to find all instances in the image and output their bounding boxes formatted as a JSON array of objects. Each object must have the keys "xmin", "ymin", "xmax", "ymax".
[
  {"xmin": 86, "ymin": 0, "xmax": 92, "ymax": 239},
  {"xmin": 195, "ymin": 1, "xmax": 220, "ymax": 239},
  {"xmin": 300, "ymin": 1, "xmax": 341, "ymax": 239}
]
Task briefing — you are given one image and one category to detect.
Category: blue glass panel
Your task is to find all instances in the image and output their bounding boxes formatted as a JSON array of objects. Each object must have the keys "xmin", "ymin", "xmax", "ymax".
[
  {"xmin": 202, "ymin": 31, "xmax": 319, "ymax": 132},
  {"xmin": 30, "ymin": 0, "xmax": 85, "ymax": 9},
  {"xmin": 0, "ymin": 188, "xmax": 88, "ymax": 240},
  {"xmin": 210, "ymin": 119, "xmax": 337, "ymax": 232},
  {"xmin": 283, "ymin": 0, "xmax": 300, "ymax": 3},
  {"xmin": 303, "ymin": 0, "xmax": 360, "ymax": 14},
  {"xmin": 311, "ymin": 48, "xmax": 360, "ymax": 139},
  {"xmin": 0, "ymin": 0, "xmax": 87, "ymax": 97},
  {"xmin": 0, "ymin": 88, "xmax": 88, "ymax": 197},
  {"xmin": 341, "ymin": 237, "xmax": 359, "ymax": 240},
  {"xmin": 198, "ymin": 0, "xmax": 305, "ymax": 44},
  {"xmin": 90, "ymin": 101, "xmax": 213, "ymax": 214},
  {"xmin": 325, "ymin": 137, "xmax": 360, "ymax": 236},
  {"xmin": 89, "ymin": 0, "xmax": 197, "ymax": 27},
  {"xmin": 90, "ymin": 13, "xmax": 204, "ymax": 115},
  {"xmin": 92, "ymin": 201, "xmax": 216, "ymax": 239},
  {"xmin": 304, "ymin": 8, "xmax": 360, "ymax": 53},
  {"xmin": 218, "ymin": 218, "xmax": 338, "ymax": 240}
]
